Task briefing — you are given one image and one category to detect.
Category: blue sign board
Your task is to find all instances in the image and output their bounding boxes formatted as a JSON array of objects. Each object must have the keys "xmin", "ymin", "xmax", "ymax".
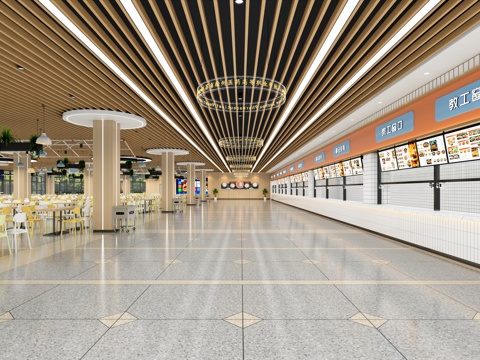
[
  {"xmin": 289, "ymin": 165, "xmax": 294, "ymax": 172},
  {"xmin": 375, "ymin": 111, "xmax": 414, "ymax": 142},
  {"xmin": 435, "ymin": 80, "xmax": 480, "ymax": 122},
  {"xmin": 314, "ymin": 151, "xmax": 325, "ymax": 164},
  {"xmin": 297, "ymin": 161, "xmax": 304, "ymax": 170},
  {"xmin": 333, "ymin": 140, "xmax": 350, "ymax": 157}
]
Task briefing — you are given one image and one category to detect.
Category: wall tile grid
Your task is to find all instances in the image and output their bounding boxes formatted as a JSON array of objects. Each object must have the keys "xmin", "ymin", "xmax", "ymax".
[
  {"xmin": 362, "ymin": 153, "xmax": 378, "ymax": 204},
  {"xmin": 383, "ymin": 183, "xmax": 434, "ymax": 209},
  {"xmin": 329, "ymin": 186, "xmax": 343, "ymax": 200},
  {"xmin": 272, "ymin": 195, "xmax": 480, "ymax": 264},
  {"xmin": 346, "ymin": 186, "xmax": 363, "ymax": 202}
]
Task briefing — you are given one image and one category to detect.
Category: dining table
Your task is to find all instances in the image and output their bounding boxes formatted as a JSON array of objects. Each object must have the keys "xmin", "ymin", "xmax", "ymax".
[{"xmin": 35, "ymin": 205, "xmax": 78, "ymax": 236}]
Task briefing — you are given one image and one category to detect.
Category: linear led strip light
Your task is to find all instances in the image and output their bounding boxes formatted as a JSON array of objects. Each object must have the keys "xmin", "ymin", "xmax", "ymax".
[
  {"xmin": 119, "ymin": 0, "xmax": 230, "ymax": 171},
  {"xmin": 39, "ymin": 0, "xmax": 225, "ymax": 173},
  {"xmin": 255, "ymin": 0, "xmax": 441, "ymax": 173}
]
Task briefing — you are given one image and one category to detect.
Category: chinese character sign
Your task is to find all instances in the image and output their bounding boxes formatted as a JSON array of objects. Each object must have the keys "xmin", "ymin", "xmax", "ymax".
[
  {"xmin": 436, "ymin": 80, "xmax": 480, "ymax": 122},
  {"xmin": 375, "ymin": 111, "xmax": 414, "ymax": 142}
]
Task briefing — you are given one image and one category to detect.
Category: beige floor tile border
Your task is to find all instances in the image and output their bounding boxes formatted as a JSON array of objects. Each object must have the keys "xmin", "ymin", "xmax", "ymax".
[{"xmin": 1, "ymin": 279, "xmax": 480, "ymax": 285}]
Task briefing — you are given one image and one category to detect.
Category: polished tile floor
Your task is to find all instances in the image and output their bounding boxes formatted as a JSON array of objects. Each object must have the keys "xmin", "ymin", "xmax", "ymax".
[{"xmin": 1, "ymin": 200, "xmax": 480, "ymax": 359}]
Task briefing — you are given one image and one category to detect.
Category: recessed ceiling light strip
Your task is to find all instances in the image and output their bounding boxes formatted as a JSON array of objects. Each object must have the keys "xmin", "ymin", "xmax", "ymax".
[
  {"xmin": 257, "ymin": 0, "xmax": 441, "ymax": 172},
  {"xmin": 39, "ymin": 0, "xmax": 224, "ymax": 172},
  {"xmin": 251, "ymin": 0, "xmax": 360, "ymax": 172},
  {"xmin": 119, "ymin": 0, "xmax": 229, "ymax": 171}
]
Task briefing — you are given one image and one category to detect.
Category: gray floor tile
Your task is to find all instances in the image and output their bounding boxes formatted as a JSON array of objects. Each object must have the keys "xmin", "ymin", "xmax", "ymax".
[
  {"xmin": 110, "ymin": 248, "xmax": 184, "ymax": 262},
  {"xmin": 244, "ymin": 320, "xmax": 404, "ymax": 360},
  {"xmin": 243, "ymin": 285, "xmax": 358, "ymax": 319},
  {"xmin": 380, "ymin": 320, "xmax": 480, "ymax": 360},
  {"xmin": 241, "ymin": 239, "xmax": 296, "ymax": 248},
  {"xmin": 129, "ymin": 285, "xmax": 242, "ymax": 319},
  {"xmin": 12, "ymin": 284, "xmax": 148, "ymax": 319},
  {"xmin": 73, "ymin": 261, "xmax": 170, "ymax": 280},
  {"xmin": 317, "ymin": 261, "xmax": 413, "ymax": 280},
  {"xmin": 83, "ymin": 320, "xmax": 242, "ymax": 360},
  {"xmin": 362, "ymin": 248, "xmax": 444, "ymax": 262},
  {"xmin": 302, "ymin": 248, "xmax": 375, "ymax": 262},
  {"xmin": 242, "ymin": 261, "xmax": 328, "ymax": 280},
  {"xmin": 337, "ymin": 285, "xmax": 476, "ymax": 319},
  {"xmin": 429, "ymin": 284, "xmax": 480, "ymax": 312},
  {"xmin": 388, "ymin": 261, "xmax": 480, "ymax": 280},
  {"xmin": 0, "ymin": 320, "xmax": 107, "ymax": 360},
  {"xmin": 41, "ymin": 248, "xmax": 125, "ymax": 262},
  {"xmin": 158, "ymin": 261, "xmax": 242, "ymax": 280},
  {"xmin": 177, "ymin": 249, "xmax": 242, "ymax": 262},
  {"xmin": 0, "ymin": 261, "xmax": 97, "ymax": 280},
  {"xmin": 242, "ymin": 249, "xmax": 309, "ymax": 262},
  {"xmin": 132, "ymin": 238, "xmax": 193, "ymax": 248},
  {"xmin": 0, "ymin": 284, "xmax": 56, "ymax": 312}
]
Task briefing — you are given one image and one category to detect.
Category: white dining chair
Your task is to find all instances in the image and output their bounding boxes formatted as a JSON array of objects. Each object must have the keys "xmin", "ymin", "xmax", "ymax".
[{"xmin": 7, "ymin": 212, "xmax": 32, "ymax": 252}]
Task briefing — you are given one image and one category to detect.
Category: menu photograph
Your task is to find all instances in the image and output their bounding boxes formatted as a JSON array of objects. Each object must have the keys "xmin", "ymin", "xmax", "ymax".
[
  {"xmin": 334, "ymin": 163, "xmax": 344, "ymax": 177},
  {"xmin": 378, "ymin": 148, "xmax": 398, "ymax": 171},
  {"xmin": 416, "ymin": 135, "xmax": 448, "ymax": 166},
  {"xmin": 328, "ymin": 164, "xmax": 337, "ymax": 178},
  {"xmin": 342, "ymin": 160, "xmax": 353, "ymax": 176},
  {"xmin": 322, "ymin": 166, "xmax": 332, "ymax": 179},
  {"xmin": 314, "ymin": 168, "xmax": 324, "ymax": 180},
  {"xmin": 444, "ymin": 124, "xmax": 480, "ymax": 163},
  {"xmin": 351, "ymin": 157, "xmax": 363, "ymax": 175},
  {"xmin": 395, "ymin": 141, "xmax": 419, "ymax": 169}
]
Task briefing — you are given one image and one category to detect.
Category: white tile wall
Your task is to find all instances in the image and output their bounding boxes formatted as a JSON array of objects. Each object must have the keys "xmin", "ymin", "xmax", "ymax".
[
  {"xmin": 363, "ymin": 153, "xmax": 378, "ymax": 204},
  {"xmin": 441, "ymin": 182, "xmax": 480, "ymax": 214},
  {"xmin": 383, "ymin": 183, "xmax": 434, "ymax": 209},
  {"xmin": 329, "ymin": 186, "xmax": 343, "ymax": 200},
  {"xmin": 272, "ymin": 194, "xmax": 480, "ymax": 265},
  {"xmin": 346, "ymin": 186, "xmax": 363, "ymax": 202}
]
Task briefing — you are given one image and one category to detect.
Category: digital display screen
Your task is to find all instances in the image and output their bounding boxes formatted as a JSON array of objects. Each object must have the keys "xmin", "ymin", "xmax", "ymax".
[
  {"xmin": 378, "ymin": 148, "xmax": 398, "ymax": 171},
  {"xmin": 175, "ymin": 178, "xmax": 200, "ymax": 194},
  {"xmin": 444, "ymin": 124, "xmax": 480, "ymax": 163},
  {"xmin": 395, "ymin": 141, "xmax": 420, "ymax": 169},
  {"xmin": 416, "ymin": 135, "xmax": 448, "ymax": 166}
]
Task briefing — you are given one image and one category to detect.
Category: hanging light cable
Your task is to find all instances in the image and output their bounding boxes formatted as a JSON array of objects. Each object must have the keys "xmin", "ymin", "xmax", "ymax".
[{"xmin": 36, "ymin": 104, "xmax": 52, "ymax": 145}]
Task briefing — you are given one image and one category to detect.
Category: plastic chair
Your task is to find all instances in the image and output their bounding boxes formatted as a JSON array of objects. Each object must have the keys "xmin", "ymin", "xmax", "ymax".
[
  {"xmin": 1, "ymin": 206, "xmax": 13, "ymax": 228},
  {"xmin": 7, "ymin": 212, "xmax": 32, "ymax": 252},
  {"xmin": 82, "ymin": 206, "xmax": 93, "ymax": 231},
  {"xmin": 21, "ymin": 206, "xmax": 43, "ymax": 234},
  {"xmin": 0, "ymin": 214, "xmax": 12, "ymax": 255},
  {"xmin": 61, "ymin": 207, "xmax": 84, "ymax": 236}
]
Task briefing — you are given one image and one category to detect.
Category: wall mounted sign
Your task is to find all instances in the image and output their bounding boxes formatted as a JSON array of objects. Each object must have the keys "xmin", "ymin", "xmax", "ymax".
[
  {"xmin": 297, "ymin": 161, "xmax": 304, "ymax": 170},
  {"xmin": 221, "ymin": 181, "xmax": 259, "ymax": 190},
  {"xmin": 333, "ymin": 140, "xmax": 350, "ymax": 157},
  {"xmin": 289, "ymin": 165, "xmax": 294, "ymax": 172},
  {"xmin": 314, "ymin": 151, "xmax": 326, "ymax": 164},
  {"xmin": 375, "ymin": 111, "xmax": 414, "ymax": 142},
  {"xmin": 435, "ymin": 80, "xmax": 480, "ymax": 122}
]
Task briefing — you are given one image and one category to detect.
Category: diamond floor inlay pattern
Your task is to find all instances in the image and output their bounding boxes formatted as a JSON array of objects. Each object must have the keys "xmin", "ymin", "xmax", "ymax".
[
  {"xmin": 224, "ymin": 312, "xmax": 263, "ymax": 329},
  {"xmin": 99, "ymin": 312, "xmax": 138, "ymax": 328},
  {"xmin": 0, "ymin": 311, "xmax": 14, "ymax": 323},
  {"xmin": 349, "ymin": 312, "xmax": 388, "ymax": 328}
]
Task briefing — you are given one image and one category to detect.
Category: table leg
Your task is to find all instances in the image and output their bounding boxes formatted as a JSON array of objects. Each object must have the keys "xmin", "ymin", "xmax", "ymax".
[{"xmin": 53, "ymin": 211, "xmax": 56, "ymax": 234}]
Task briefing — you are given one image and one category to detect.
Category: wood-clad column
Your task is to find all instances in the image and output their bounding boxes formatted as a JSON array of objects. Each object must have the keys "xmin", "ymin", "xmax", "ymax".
[
  {"xmin": 13, "ymin": 153, "xmax": 31, "ymax": 200},
  {"xmin": 93, "ymin": 120, "xmax": 120, "ymax": 231},
  {"xmin": 186, "ymin": 163, "xmax": 196, "ymax": 206}
]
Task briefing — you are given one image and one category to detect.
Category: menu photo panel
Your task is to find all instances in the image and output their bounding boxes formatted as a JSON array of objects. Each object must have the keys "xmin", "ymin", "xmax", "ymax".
[
  {"xmin": 395, "ymin": 141, "xmax": 419, "ymax": 169},
  {"xmin": 350, "ymin": 157, "xmax": 363, "ymax": 175},
  {"xmin": 444, "ymin": 123, "xmax": 480, "ymax": 163},
  {"xmin": 378, "ymin": 148, "xmax": 398, "ymax": 171},
  {"xmin": 341, "ymin": 160, "xmax": 353, "ymax": 176},
  {"xmin": 416, "ymin": 135, "xmax": 448, "ymax": 166}
]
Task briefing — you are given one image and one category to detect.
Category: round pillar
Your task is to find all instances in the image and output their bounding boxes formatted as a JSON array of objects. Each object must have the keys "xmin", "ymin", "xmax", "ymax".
[
  {"xmin": 177, "ymin": 161, "xmax": 204, "ymax": 206},
  {"xmin": 196, "ymin": 168, "xmax": 213, "ymax": 201},
  {"xmin": 63, "ymin": 110, "xmax": 146, "ymax": 231},
  {"xmin": 146, "ymin": 148, "xmax": 189, "ymax": 213}
]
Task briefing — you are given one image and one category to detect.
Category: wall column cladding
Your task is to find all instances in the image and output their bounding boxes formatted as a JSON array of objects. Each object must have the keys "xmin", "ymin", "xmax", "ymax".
[
  {"xmin": 287, "ymin": 176, "xmax": 291, "ymax": 195},
  {"xmin": 307, "ymin": 170, "xmax": 315, "ymax": 198},
  {"xmin": 13, "ymin": 153, "xmax": 31, "ymax": 200},
  {"xmin": 363, "ymin": 153, "xmax": 378, "ymax": 204}
]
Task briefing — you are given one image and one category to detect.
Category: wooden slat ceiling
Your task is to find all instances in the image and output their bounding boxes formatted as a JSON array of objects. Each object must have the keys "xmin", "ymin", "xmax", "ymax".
[{"xmin": 0, "ymin": 0, "xmax": 478, "ymax": 173}]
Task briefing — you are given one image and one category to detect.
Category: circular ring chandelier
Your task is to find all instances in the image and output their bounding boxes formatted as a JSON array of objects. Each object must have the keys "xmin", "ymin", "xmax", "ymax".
[
  {"xmin": 218, "ymin": 137, "xmax": 264, "ymax": 149},
  {"xmin": 197, "ymin": 76, "xmax": 286, "ymax": 112},
  {"xmin": 225, "ymin": 155, "xmax": 256, "ymax": 162},
  {"xmin": 230, "ymin": 164, "xmax": 253, "ymax": 169}
]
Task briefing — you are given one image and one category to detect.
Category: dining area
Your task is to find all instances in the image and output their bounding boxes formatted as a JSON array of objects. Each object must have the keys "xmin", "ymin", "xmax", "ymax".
[{"xmin": 0, "ymin": 194, "xmax": 93, "ymax": 255}]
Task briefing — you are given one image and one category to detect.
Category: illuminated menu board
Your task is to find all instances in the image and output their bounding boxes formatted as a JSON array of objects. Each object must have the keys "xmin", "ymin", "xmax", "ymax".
[
  {"xmin": 351, "ymin": 157, "xmax": 363, "ymax": 175},
  {"xmin": 334, "ymin": 163, "xmax": 344, "ymax": 177},
  {"xmin": 301, "ymin": 172, "xmax": 309, "ymax": 182},
  {"xmin": 444, "ymin": 124, "xmax": 480, "ymax": 163},
  {"xmin": 379, "ymin": 148, "xmax": 398, "ymax": 171},
  {"xmin": 328, "ymin": 164, "xmax": 337, "ymax": 178},
  {"xmin": 395, "ymin": 141, "xmax": 419, "ymax": 169},
  {"xmin": 342, "ymin": 160, "xmax": 353, "ymax": 176},
  {"xmin": 313, "ymin": 168, "xmax": 324, "ymax": 180},
  {"xmin": 416, "ymin": 135, "xmax": 448, "ymax": 166}
]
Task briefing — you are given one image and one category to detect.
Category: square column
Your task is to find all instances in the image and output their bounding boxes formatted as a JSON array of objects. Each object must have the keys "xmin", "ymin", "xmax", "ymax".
[
  {"xmin": 200, "ymin": 170, "xmax": 207, "ymax": 202},
  {"xmin": 307, "ymin": 170, "xmax": 315, "ymax": 198},
  {"xmin": 13, "ymin": 154, "xmax": 31, "ymax": 200},
  {"xmin": 93, "ymin": 120, "xmax": 120, "ymax": 231},
  {"xmin": 363, "ymin": 152, "xmax": 378, "ymax": 204}
]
